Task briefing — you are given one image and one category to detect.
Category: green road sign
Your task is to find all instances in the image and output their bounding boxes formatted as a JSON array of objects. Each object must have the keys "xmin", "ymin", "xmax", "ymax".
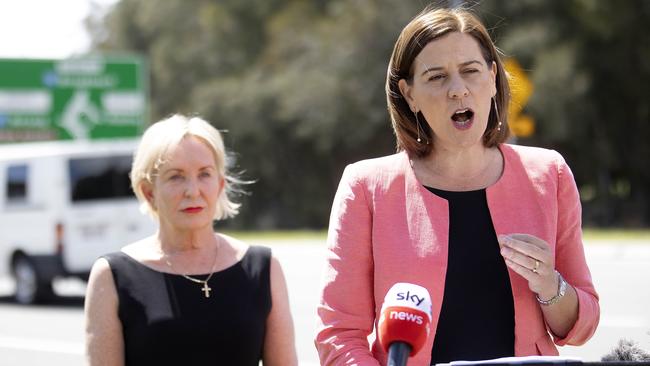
[{"xmin": 0, "ymin": 55, "xmax": 148, "ymax": 142}]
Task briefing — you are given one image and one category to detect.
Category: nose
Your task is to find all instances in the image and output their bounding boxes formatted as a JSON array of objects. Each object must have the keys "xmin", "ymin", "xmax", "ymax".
[
  {"xmin": 184, "ymin": 178, "xmax": 200, "ymax": 198},
  {"xmin": 448, "ymin": 75, "xmax": 470, "ymax": 99}
]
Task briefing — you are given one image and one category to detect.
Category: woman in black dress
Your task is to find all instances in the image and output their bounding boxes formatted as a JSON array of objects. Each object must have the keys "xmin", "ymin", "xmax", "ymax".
[{"xmin": 85, "ymin": 114, "xmax": 297, "ymax": 365}]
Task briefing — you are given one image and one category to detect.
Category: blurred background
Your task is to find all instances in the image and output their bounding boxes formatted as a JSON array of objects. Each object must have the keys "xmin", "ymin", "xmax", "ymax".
[
  {"xmin": 88, "ymin": 0, "xmax": 650, "ymax": 230},
  {"xmin": 3, "ymin": 0, "xmax": 650, "ymax": 230}
]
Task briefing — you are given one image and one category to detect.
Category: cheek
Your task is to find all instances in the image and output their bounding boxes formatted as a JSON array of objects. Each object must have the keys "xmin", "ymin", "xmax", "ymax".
[
  {"xmin": 478, "ymin": 74, "xmax": 497, "ymax": 97},
  {"xmin": 411, "ymin": 80, "xmax": 440, "ymax": 98},
  {"xmin": 417, "ymin": 84, "xmax": 444, "ymax": 99},
  {"xmin": 425, "ymin": 90, "xmax": 446, "ymax": 101},
  {"xmin": 482, "ymin": 98, "xmax": 493, "ymax": 123},
  {"xmin": 157, "ymin": 186, "xmax": 181, "ymax": 205},
  {"xmin": 203, "ymin": 181, "xmax": 223, "ymax": 200}
]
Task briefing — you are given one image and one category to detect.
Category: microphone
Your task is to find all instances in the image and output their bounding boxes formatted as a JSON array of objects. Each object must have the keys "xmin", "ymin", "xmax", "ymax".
[{"xmin": 378, "ymin": 283, "xmax": 433, "ymax": 366}]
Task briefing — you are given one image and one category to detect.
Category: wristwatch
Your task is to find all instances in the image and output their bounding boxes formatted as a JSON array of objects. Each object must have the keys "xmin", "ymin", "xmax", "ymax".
[{"xmin": 536, "ymin": 270, "xmax": 567, "ymax": 306}]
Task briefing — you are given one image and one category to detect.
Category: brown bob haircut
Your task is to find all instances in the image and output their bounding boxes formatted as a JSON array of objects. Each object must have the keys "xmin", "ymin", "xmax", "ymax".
[{"xmin": 386, "ymin": 6, "xmax": 510, "ymax": 158}]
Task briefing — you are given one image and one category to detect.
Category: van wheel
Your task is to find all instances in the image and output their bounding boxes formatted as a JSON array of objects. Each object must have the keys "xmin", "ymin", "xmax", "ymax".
[{"xmin": 12, "ymin": 256, "xmax": 53, "ymax": 305}]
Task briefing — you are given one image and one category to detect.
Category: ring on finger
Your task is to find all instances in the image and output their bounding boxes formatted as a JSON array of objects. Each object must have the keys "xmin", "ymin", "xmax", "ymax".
[{"xmin": 532, "ymin": 259, "xmax": 540, "ymax": 273}]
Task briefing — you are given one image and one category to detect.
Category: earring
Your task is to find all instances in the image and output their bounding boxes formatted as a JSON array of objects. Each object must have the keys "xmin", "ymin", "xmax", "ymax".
[
  {"xmin": 414, "ymin": 110, "xmax": 425, "ymax": 143},
  {"xmin": 493, "ymin": 97, "xmax": 502, "ymax": 132},
  {"xmin": 415, "ymin": 111, "xmax": 422, "ymax": 143}
]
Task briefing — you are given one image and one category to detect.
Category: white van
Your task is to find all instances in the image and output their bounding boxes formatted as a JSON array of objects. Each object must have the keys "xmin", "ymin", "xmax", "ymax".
[{"xmin": 0, "ymin": 138, "xmax": 156, "ymax": 304}]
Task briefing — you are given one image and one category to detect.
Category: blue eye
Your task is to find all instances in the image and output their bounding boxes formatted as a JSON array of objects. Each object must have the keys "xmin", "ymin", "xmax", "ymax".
[{"xmin": 200, "ymin": 171, "xmax": 212, "ymax": 178}]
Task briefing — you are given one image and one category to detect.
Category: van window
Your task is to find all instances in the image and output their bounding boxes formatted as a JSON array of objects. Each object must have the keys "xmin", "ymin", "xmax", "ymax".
[
  {"xmin": 6, "ymin": 164, "xmax": 28, "ymax": 203},
  {"xmin": 69, "ymin": 155, "xmax": 134, "ymax": 202}
]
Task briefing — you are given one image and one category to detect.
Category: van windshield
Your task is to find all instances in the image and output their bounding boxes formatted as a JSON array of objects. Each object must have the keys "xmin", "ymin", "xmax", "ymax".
[{"xmin": 69, "ymin": 155, "xmax": 134, "ymax": 202}]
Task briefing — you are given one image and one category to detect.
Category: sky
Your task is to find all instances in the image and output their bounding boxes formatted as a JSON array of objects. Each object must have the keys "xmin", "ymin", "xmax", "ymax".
[{"xmin": 0, "ymin": 0, "xmax": 119, "ymax": 59}]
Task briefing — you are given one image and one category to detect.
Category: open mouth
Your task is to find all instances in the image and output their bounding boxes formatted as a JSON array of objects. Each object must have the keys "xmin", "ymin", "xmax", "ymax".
[{"xmin": 451, "ymin": 108, "xmax": 474, "ymax": 130}]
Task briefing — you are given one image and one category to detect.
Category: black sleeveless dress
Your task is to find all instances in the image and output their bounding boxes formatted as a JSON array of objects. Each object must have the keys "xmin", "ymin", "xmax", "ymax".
[{"xmin": 103, "ymin": 245, "xmax": 272, "ymax": 365}]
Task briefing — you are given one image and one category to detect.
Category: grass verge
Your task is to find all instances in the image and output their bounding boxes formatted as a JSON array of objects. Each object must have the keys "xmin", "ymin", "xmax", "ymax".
[
  {"xmin": 221, "ymin": 230, "xmax": 327, "ymax": 241},
  {"xmin": 583, "ymin": 228, "xmax": 650, "ymax": 242},
  {"xmin": 221, "ymin": 228, "xmax": 649, "ymax": 243}
]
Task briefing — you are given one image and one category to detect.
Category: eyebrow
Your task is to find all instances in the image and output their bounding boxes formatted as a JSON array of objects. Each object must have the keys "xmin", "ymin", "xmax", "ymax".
[
  {"xmin": 162, "ymin": 166, "xmax": 215, "ymax": 174},
  {"xmin": 420, "ymin": 60, "xmax": 484, "ymax": 76}
]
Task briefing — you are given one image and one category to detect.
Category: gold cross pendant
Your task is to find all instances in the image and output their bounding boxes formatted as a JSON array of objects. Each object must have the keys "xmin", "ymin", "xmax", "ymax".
[{"xmin": 201, "ymin": 282, "xmax": 212, "ymax": 298}]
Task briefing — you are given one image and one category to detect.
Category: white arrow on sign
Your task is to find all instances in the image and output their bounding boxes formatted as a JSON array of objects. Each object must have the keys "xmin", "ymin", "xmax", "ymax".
[{"xmin": 60, "ymin": 90, "xmax": 99, "ymax": 140}]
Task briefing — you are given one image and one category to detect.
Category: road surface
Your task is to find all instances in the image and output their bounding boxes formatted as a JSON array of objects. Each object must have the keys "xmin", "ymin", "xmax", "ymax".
[{"xmin": 0, "ymin": 239, "xmax": 648, "ymax": 365}]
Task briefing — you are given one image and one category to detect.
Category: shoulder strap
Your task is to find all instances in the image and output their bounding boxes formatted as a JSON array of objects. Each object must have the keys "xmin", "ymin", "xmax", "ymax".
[
  {"xmin": 241, "ymin": 245, "xmax": 272, "ymax": 311},
  {"xmin": 100, "ymin": 251, "xmax": 155, "ymax": 293},
  {"xmin": 101, "ymin": 251, "xmax": 132, "ymax": 279}
]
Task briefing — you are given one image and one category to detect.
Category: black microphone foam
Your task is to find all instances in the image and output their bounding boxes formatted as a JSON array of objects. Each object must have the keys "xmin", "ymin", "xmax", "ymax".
[{"xmin": 602, "ymin": 339, "xmax": 650, "ymax": 362}]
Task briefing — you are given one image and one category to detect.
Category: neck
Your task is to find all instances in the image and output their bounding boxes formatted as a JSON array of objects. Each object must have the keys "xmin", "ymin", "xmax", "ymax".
[
  {"xmin": 425, "ymin": 145, "xmax": 493, "ymax": 178},
  {"xmin": 414, "ymin": 144, "xmax": 501, "ymax": 191},
  {"xmin": 156, "ymin": 223, "xmax": 217, "ymax": 255}
]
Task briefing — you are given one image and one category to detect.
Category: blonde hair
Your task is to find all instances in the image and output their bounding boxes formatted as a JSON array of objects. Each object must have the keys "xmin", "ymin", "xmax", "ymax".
[
  {"xmin": 130, "ymin": 114, "xmax": 242, "ymax": 220},
  {"xmin": 386, "ymin": 6, "xmax": 510, "ymax": 158}
]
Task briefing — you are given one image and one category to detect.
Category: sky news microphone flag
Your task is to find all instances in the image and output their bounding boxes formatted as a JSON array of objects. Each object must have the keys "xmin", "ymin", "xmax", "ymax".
[{"xmin": 379, "ymin": 283, "xmax": 433, "ymax": 358}]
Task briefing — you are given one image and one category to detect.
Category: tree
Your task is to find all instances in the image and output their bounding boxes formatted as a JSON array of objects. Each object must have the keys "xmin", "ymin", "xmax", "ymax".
[
  {"xmin": 91, "ymin": 0, "xmax": 423, "ymax": 228},
  {"xmin": 478, "ymin": 0, "xmax": 650, "ymax": 225},
  {"xmin": 90, "ymin": 0, "xmax": 650, "ymax": 227}
]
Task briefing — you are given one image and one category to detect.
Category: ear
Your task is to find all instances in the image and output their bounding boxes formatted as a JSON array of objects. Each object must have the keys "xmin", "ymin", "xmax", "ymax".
[
  {"xmin": 490, "ymin": 61, "xmax": 498, "ymax": 97},
  {"xmin": 217, "ymin": 176, "xmax": 226, "ymax": 197},
  {"xmin": 398, "ymin": 79, "xmax": 417, "ymax": 112},
  {"xmin": 140, "ymin": 181, "xmax": 156, "ymax": 210}
]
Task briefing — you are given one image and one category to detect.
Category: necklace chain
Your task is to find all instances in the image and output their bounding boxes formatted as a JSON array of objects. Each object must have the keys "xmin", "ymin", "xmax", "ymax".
[{"xmin": 162, "ymin": 240, "xmax": 220, "ymax": 298}]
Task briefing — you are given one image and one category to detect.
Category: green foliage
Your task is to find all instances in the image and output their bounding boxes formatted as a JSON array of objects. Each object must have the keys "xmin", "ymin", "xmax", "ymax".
[
  {"xmin": 91, "ymin": 0, "xmax": 650, "ymax": 227},
  {"xmin": 478, "ymin": 0, "xmax": 650, "ymax": 226}
]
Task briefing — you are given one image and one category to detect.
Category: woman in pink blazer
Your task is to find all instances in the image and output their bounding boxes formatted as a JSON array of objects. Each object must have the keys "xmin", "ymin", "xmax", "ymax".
[{"xmin": 315, "ymin": 6, "xmax": 599, "ymax": 366}]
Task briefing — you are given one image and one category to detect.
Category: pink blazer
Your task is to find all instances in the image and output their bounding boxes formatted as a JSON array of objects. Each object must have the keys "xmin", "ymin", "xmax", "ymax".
[{"xmin": 315, "ymin": 144, "xmax": 599, "ymax": 366}]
